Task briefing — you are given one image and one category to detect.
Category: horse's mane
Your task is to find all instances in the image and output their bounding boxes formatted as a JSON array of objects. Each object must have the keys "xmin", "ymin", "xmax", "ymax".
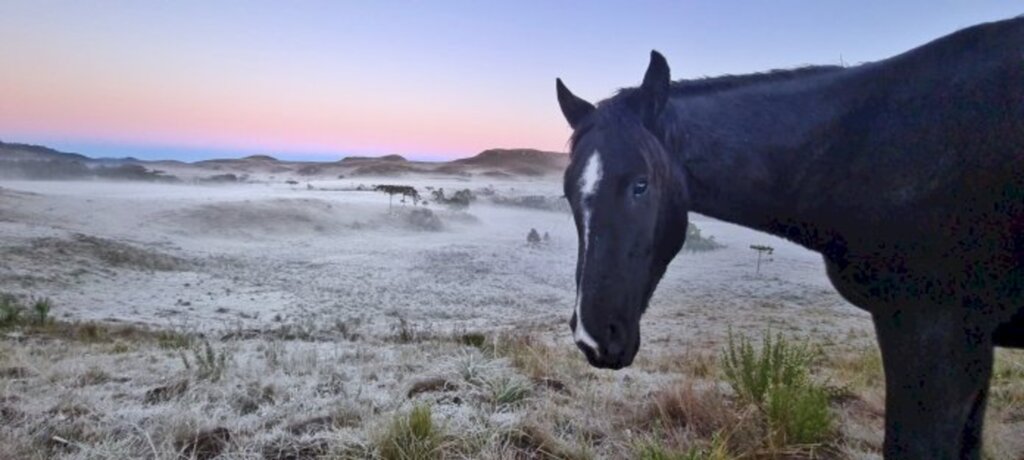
[
  {"xmin": 570, "ymin": 65, "xmax": 845, "ymax": 151},
  {"xmin": 666, "ymin": 65, "xmax": 845, "ymax": 96}
]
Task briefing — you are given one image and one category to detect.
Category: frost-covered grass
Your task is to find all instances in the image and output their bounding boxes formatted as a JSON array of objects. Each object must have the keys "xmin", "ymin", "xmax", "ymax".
[
  {"xmin": 1, "ymin": 313, "xmax": 1022, "ymax": 459},
  {"xmin": 0, "ymin": 178, "xmax": 1021, "ymax": 458}
]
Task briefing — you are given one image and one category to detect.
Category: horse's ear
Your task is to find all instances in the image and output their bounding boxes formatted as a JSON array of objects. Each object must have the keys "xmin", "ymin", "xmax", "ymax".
[
  {"xmin": 556, "ymin": 78, "xmax": 595, "ymax": 129},
  {"xmin": 630, "ymin": 50, "xmax": 671, "ymax": 127}
]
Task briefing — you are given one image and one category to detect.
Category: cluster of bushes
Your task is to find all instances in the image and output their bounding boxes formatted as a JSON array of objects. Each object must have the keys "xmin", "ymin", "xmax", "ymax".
[
  {"xmin": 95, "ymin": 164, "xmax": 178, "ymax": 182},
  {"xmin": 431, "ymin": 188, "xmax": 475, "ymax": 209},
  {"xmin": 683, "ymin": 222, "xmax": 725, "ymax": 252},
  {"xmin": 197, "ymin": 173, "xmax": 243, "ymax": 183},
  {"xmin": 490, "ymin": 194, "xmax": 571, "ymax": 212},
  {"xmin": 0, "ymin": 292, "xmax": 52, "ymax": 328},
  {"xmin": 526, "ymin": 228, "xmax": 550, "ymax": 245}
]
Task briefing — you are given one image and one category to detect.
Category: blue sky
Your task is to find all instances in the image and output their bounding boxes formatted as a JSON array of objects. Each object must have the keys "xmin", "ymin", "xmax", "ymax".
[{"xmin": 0, "ymin": 1, "xmax": 1019, "ymax": 161}]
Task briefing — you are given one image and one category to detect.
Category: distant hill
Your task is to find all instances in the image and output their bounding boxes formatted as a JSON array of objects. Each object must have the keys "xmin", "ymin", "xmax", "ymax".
[
  {"xmin": 339, "ymin": 154, "xmax": 407, "ymax": 163},
  {"xmin": 242, "ymin": 155, "xmax": 279, "ymax": 162},
  {"xmin": 454, "ymin": 148, "xmax": 569, "ymax": 176},
  {"xmin": 0, "ymin": 140, "xmax": 569, "ymax": 180},
  {"xmin": 0, "ymin": 141, "xmax": 90, "ymax": 162}
]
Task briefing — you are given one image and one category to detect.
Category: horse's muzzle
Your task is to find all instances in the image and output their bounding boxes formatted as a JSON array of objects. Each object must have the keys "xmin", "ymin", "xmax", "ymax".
[{"xmin": 569, "ymin": 314, "xmax": 637, "ymax": 369}]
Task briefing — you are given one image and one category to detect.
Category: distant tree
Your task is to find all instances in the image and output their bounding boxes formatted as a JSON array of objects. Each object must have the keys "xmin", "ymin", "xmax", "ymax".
[
  {"xmin": 375, "ymin": 185, "xmax": 419, "ymax": 211},
  {"xmin": 527, "ymin": 228, "xmax": 541, "ymax": 245},
  {"xmin": 683, "ymin": 222, "xmax": 725, "ymax": 252},
  {"xmin": 750, "ymin": 244, "xmax": 775, "ymax": 274},
  {"xmin": 431, "ymin": 188, "xmax": 475, "ymax": 210}
]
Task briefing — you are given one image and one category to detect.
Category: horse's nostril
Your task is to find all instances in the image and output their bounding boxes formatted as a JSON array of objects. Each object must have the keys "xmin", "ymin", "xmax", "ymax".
[{"xmin": 607, "ymin": 323, "xmax": 619, "ymax": 340}]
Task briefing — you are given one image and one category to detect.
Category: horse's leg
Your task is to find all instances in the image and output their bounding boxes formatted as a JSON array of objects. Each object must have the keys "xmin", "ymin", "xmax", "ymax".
[
  {"xmin": 872, "ymin": 306, "xmax": 994, "ymax": 459},
  {"xmin": 959, "ymin": 384, "xmax": 989, "ymax": 459}
]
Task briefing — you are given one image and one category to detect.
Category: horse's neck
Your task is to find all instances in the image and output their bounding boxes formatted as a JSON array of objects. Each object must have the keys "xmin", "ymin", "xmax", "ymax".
[{"xmin": 665, "ymin": 74, "xmax": 855, "ymax": 252}]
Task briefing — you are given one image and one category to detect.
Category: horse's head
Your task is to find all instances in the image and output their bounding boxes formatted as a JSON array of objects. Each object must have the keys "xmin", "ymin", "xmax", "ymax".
[{"xmin": 557, "ymin": 51, "xmax": 689, "ymax": 369}]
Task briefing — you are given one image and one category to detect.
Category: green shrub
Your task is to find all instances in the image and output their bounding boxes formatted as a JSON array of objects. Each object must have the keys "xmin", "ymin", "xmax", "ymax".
[
  {"xmin": 0, "ymin": 294, "xmax": 24, "ymax": 327},
  {"xmin": 377, "ymin": 404, "xmax": 445, "ymax": 460},
  {"xmin": 31, "ymin": 297, "xmax": 52, "ymax": 325},
  {"xmin": 764, "ymin": 382, "xmax": 832, "ymax": 445},
  {"xmin": 180, "ymin": 340, "xmax": 231, "ymax": 382},
  {"xmin": 721, "ymin": 329, "xmax": 833, "ymax": 448},
  {"xmin": 721, "ymin": 329, "xmax": 813, "ymax": 405},
  {"xmin": 458, "ymin": 332, "xmax": 488, "ymax": 350}
]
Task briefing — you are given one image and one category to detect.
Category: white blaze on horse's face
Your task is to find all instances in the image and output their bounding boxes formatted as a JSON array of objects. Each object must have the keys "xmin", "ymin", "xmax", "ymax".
[{"xmin": 574, "ymin": 149, "xmax": 603, "ymax": 353}]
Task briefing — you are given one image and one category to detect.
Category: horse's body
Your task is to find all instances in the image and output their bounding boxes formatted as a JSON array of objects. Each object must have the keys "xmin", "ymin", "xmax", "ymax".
[{"xmin": 556, "ymin": 18, "xmax": 1024, "ymax": 458}]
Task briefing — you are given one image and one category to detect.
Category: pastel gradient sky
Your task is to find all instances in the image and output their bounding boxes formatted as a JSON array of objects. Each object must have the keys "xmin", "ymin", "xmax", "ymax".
[{"xmin": 1, "ymin": 2, "xmax": 1019, "ymax": 161}]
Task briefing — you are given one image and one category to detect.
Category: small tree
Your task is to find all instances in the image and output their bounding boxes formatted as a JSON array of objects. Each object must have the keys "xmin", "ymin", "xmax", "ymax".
[
  {"xmin": 375, "ymin": 185, "xmax": 419, "ymax": 211},
  {"xmin": 527, "ymin": 228, "xmax": 541, "ymax": 245},
  {"xmin": 750, "ymin": 244, "xmax": 775, "ymax": 274}
]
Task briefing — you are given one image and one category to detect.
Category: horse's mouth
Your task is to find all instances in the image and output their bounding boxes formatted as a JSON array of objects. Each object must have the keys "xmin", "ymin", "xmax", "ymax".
[{"xmin": 573, "ymin": 334, "xmax": 638, "ymax": 370}]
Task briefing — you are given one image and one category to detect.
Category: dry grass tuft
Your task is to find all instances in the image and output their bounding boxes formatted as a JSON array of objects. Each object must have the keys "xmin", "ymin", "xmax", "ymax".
[
  {"xmin": 173, "ymin": 426, "xmax": 232, "ymax": 460},
  {"xmin": 644, "ymin": 382, "xmax": 739, "ymax": 439},
  {"xmin": 499, "ymin": 423, "xmax": 585, "ymax": 460}
]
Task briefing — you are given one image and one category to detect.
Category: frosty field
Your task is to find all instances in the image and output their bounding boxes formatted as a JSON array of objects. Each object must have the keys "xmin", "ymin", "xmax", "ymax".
[{"xmin": 0, "ymin": 176, "xmax": 1020, "ymax": 459}]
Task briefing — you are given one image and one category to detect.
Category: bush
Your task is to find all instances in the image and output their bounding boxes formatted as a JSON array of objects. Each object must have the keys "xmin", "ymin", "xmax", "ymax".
[
  {"xmin": 721, "ymin": 329, "xmax": 833, "ymax": 447},
  {"xmin": 0, "ymin": 293, "xmax": 24, "ymax": 327},
  {"xmin": 722, "ymin": 329, "xmax": 812, "ymax": 405},
  {"xmin": 683, "ymin": 223, "xmax": 724, "ymax": 252},
  {"xmin": 181, "ymin": 341, "xmax": 231, "ymax": 382},
  {"xmin": 376, "ymin": 404, "xmax": 445, "ymax": 460},
  {"xmin": 31, "ymin": 297, "xmax": 52, "ymax": 325},
  {"xmin": 764, "ymin": 382, "xmax": 832, "ymax": 445},
  {"xmin": 458, "ymin": 332, "xmax": 487, "ymax": 349},
  {"xmin": 403, "ymin": 209, "xmax": 443, "ymax": 232},
  {"xmin": 431, "ymin": 188, "xmax": 475, "ymax": 209},
  {"xmin": 527, "ymin": 228, "xmax": 541, "ymax": 245}
]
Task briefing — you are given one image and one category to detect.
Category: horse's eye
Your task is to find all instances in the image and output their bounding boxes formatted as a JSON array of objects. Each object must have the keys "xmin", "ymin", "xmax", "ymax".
[{"xmin": 632, "ymin": 178, "xmax": 649, "ymax": 197}]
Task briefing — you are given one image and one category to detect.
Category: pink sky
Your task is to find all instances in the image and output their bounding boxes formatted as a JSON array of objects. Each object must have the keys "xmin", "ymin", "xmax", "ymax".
[{"xmin": 1, "ymin": 2, "xmax": 1018, "ymax": 161}]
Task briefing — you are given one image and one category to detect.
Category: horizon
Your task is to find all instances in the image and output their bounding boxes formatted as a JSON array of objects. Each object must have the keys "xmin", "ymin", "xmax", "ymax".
[{"xmin": 1, "ymin": 2, "xmax": 1020, "ymax": 162}]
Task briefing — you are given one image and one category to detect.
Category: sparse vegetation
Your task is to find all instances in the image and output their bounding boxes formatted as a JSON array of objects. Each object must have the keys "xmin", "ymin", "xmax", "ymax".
[
  {"xmin": 431, "ymin": 187, "xmax": 475, "ymax": 209},
  {"xmin": 722, "ymin": 329, "xmax": 834, "ymax": 449},
  {"xmin": 683, "ymin": 223, "xmax": 725, "ymax": 252},
  {"xmin": 486, "ymin": 374, "xmax": 532, "ymax": 409},
  {"xmin": 0, "ymin": 293, "xmax": 24, "ymax": 327},
  {"xmin": 376, "ymin": 404, "xmax": 446, "ymax": 460},
  {"xmin": 31, "ymin": 297, "xmax": 52, "ymax": 325},
  {"xmin": 527, "ymin": 228, "xmax": 541, "ymax": 245},
  {"xmin": 180, "ymin": 340, "xmax": 231, "ymax": 382},
  {"xmin": 490, "ymin": 194, "xmax": 571, "ymax": 212}
]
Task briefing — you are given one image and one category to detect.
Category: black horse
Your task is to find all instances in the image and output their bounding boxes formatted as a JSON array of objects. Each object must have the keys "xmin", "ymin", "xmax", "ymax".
[{"xmin": 557, "ymin": 18, "xmax": 1024, "ymax": 459}]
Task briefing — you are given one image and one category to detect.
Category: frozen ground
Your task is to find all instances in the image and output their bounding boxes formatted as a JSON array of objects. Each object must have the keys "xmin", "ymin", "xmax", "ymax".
[
  {"xmin": 0, "ymin": 178, "xmax": 871, "ymax": 344},
  {"xmin": 1, "ymin": 176, "xmax": 1019, "ymax": 458}
]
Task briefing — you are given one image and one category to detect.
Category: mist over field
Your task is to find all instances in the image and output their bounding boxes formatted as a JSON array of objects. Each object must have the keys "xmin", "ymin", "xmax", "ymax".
[{"xmin": 0, "ymin": 144, "xmax": 1021, "ymax": 458}]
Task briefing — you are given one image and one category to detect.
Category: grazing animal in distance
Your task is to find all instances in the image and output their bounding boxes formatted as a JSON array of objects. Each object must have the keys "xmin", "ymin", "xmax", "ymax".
[{"xmin": 555, "ymin": 17, "xmax": 1024, "ymax": 459}]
